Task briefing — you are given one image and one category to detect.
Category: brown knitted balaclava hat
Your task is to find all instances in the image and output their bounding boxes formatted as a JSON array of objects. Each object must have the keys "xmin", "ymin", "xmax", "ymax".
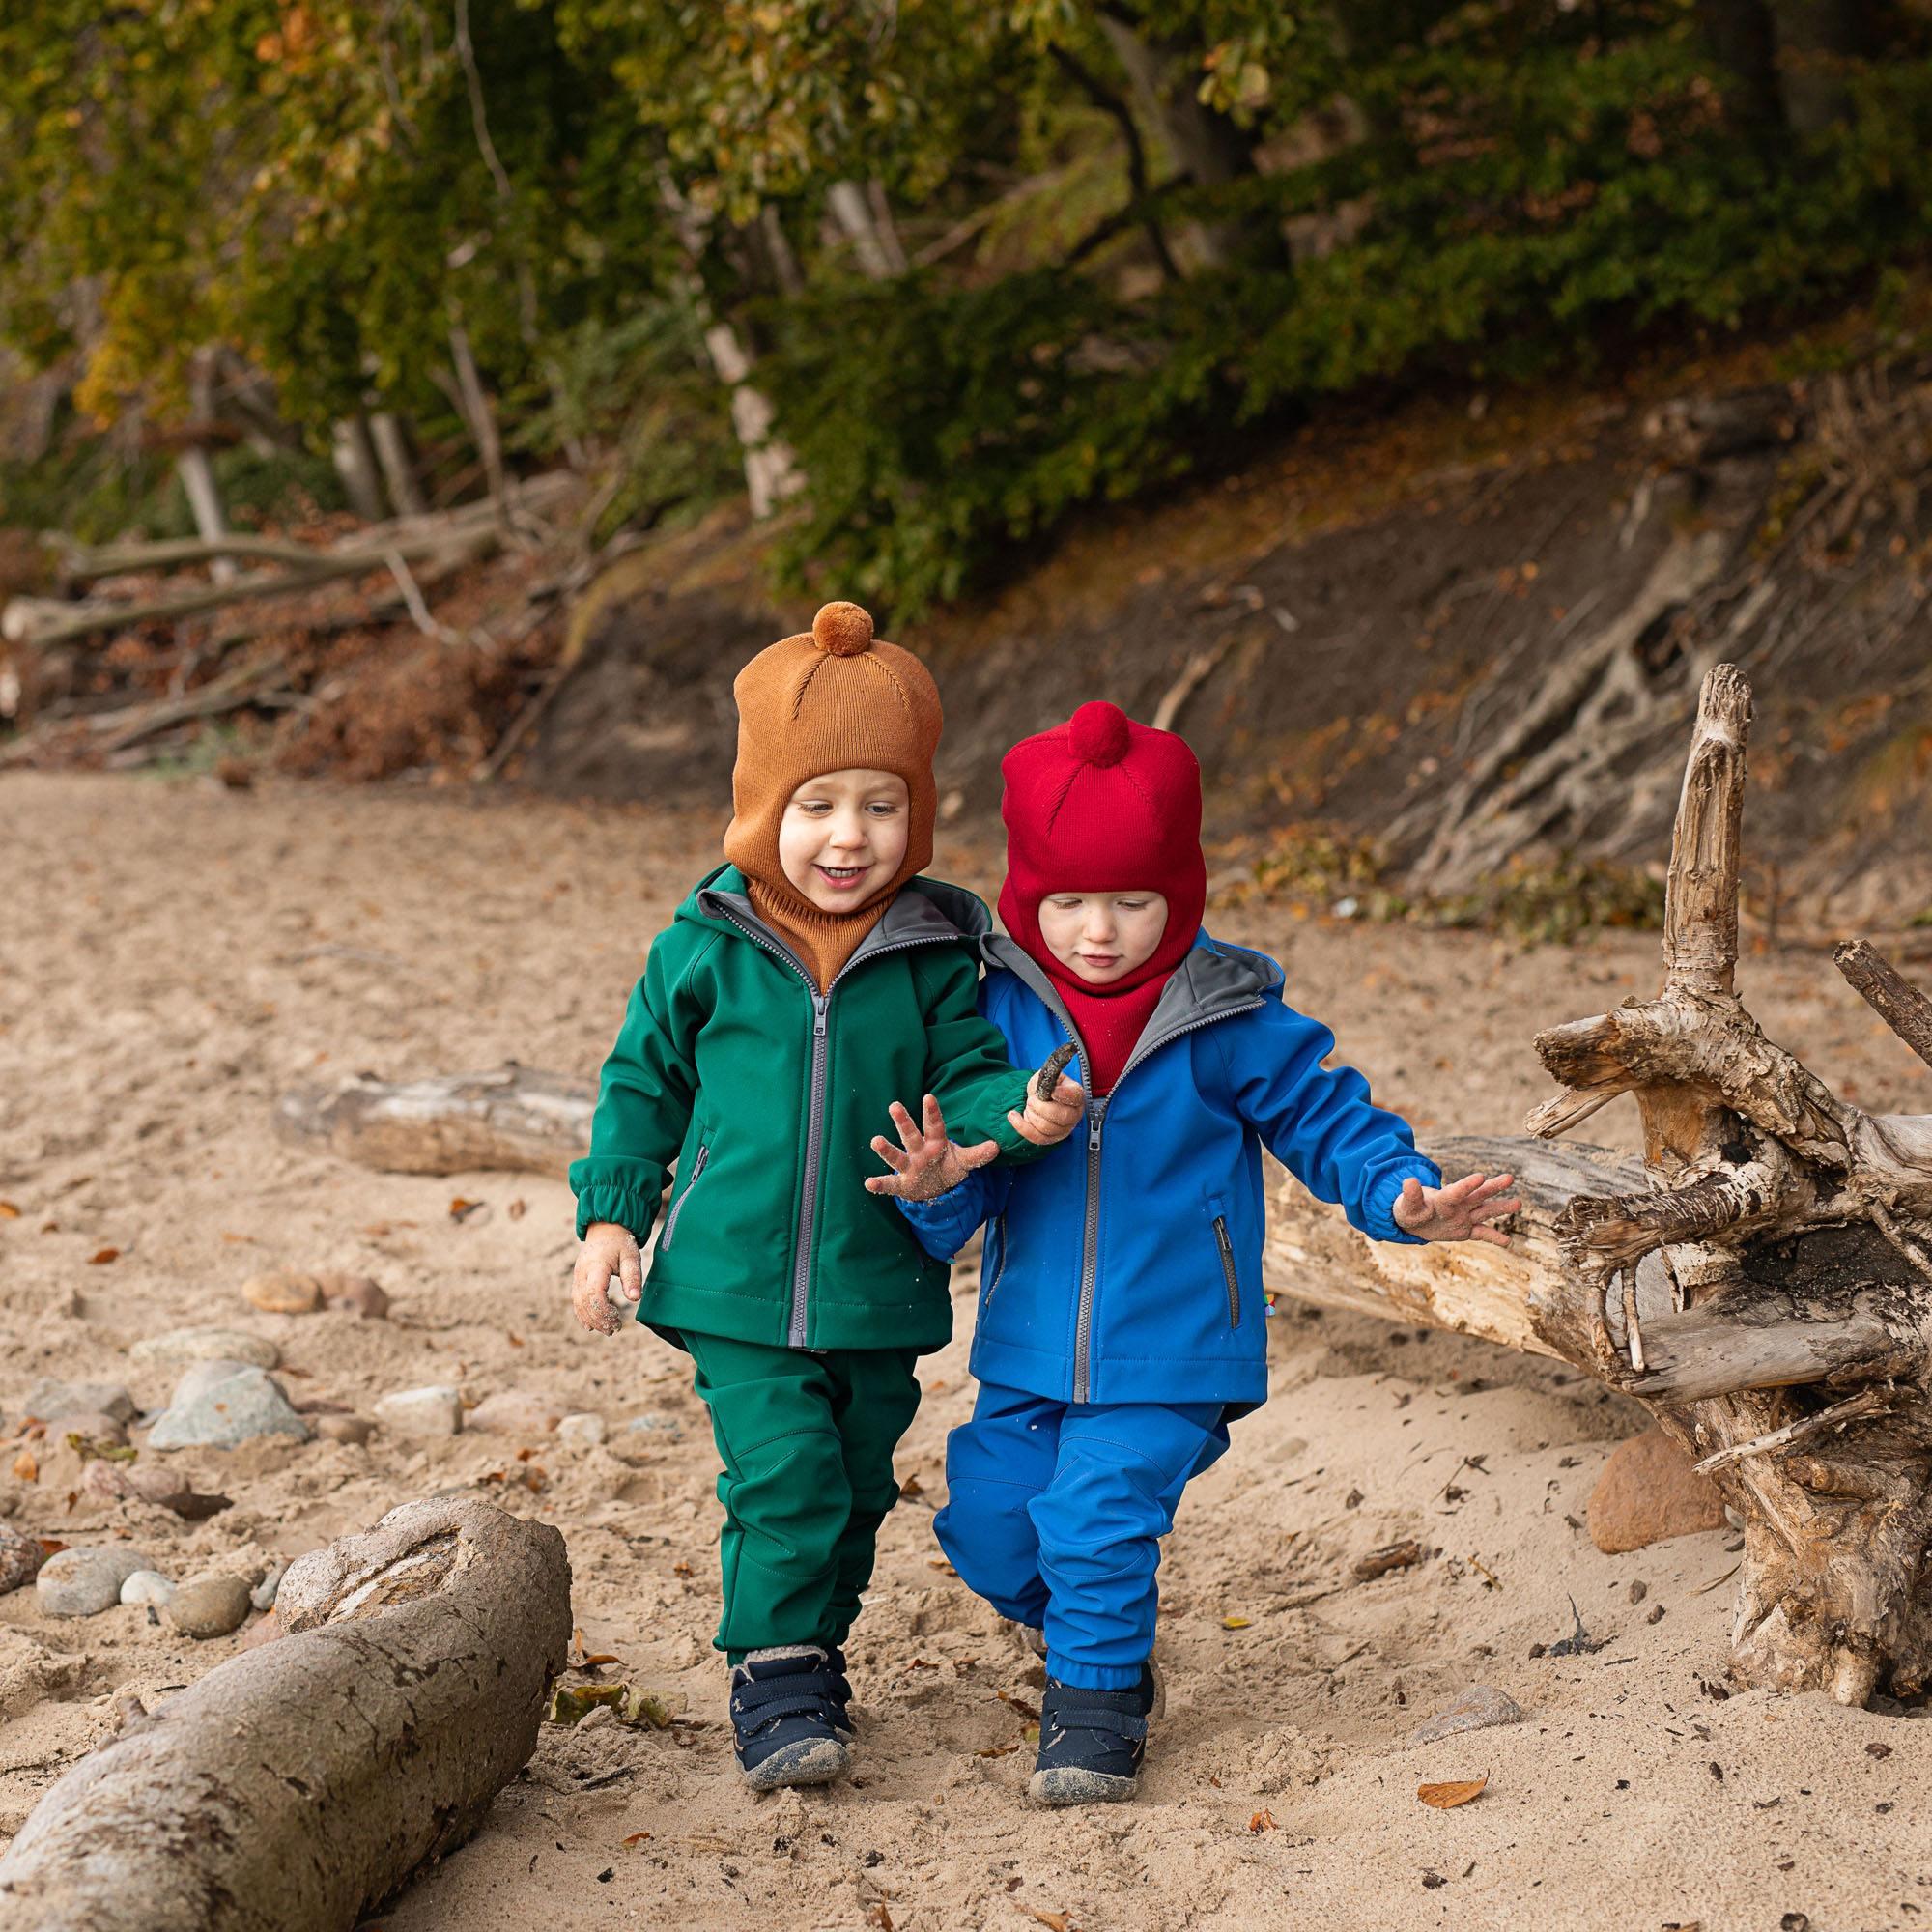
[{"xmin": 723, "ymin": 600, "xmax": 943, "ymax": 990}]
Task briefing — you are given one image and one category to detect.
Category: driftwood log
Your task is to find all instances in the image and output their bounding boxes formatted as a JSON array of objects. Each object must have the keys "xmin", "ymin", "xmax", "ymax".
[
  {"xmin": 0, "ymin": 1499, "xmax": 570, "ymax": 1931},
  {"xmin": 274, "ymin": 1063, "xmax": 593, "ymax": 1180},
  {"xmin": 1268, "ymin": 664, "xmax": 1932, "ymax": 1704}
]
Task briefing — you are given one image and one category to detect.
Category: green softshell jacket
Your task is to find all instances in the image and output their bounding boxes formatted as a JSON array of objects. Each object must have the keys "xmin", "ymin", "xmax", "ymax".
[{"xmin": 569, "ymin": 866, "xmax": 1044, "ymax": 1353}]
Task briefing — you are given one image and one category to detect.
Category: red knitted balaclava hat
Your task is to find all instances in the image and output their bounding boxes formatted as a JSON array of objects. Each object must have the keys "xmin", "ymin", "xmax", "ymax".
[{"xmin": 997, "ymin": 700, "xmax": 1207, "ymax": 1094}]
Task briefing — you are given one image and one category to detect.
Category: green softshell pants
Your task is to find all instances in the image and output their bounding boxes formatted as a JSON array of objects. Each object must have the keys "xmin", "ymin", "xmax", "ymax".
[{"xmin": 684, "ymin": 1331, "xmax": 923, "ymax": 1662}]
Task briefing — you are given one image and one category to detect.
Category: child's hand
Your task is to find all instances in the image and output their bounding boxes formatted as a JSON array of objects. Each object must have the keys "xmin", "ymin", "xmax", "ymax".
[
  {"xmin": 867, "ymin": 1094, "xmax": 1001, "ymax": 1201},
  {"xmin": 1392, "ymin": 1172, "xmax": 1521, "ymax": 1246},
  {"xmin": 1008, "ymin": 1051, "xmax": 1086, "ymax": 1147},
  {"xmin": 572, "ymin": 1221, "xmax": 641, "ymax": 1335}
]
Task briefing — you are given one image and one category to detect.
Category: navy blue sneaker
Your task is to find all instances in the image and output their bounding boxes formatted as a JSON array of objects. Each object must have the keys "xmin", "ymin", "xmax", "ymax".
[
  {"xmin": 1028, "ymin": 1665, "xmax": 1158, "ymax": 1805},
  {"xmin": 728, "ymin": 1648, "xmax": 852, "ymax": 1790}
]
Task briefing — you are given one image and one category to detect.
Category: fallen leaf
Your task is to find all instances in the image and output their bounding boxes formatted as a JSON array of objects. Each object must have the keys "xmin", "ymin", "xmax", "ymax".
[
  {"xmin": 448, "ymin": 1198, "xmax": 483, "ymax": 1222},
  {"xmin": 927, "ymin": 1558, "xmax": 957, "ymax": 1575},
  {"xmin": 0, "ymin": 1201, "xmax": 19, "ymax": 1219},
  {"xmin": 580, "ymin": 1652, "xmax": 622, "ymax": 1668},
  {"xmin": 13, "ymin": 1450, "xmax": 37, "ymax": 1482},
  {"xmin": 508, "ymin": 1197, "xmax": 527, "ymax": 1221},
  {"xmin": 869, "ymin": 1908, "xmax": 895, "ymax": 1932},
  {"xmin": 998, "ymin": 1690, "xmax": 1041, "ymax": 1721},
  {"xmin": 1025, "ymin": 1913, "xmax": 1072, "ymax": 1932},
  {"xmin": 506, "ymin": 1331, "xmax": 526, "ymax": 1348},
  {"xmin": 1249, "ymin": 1808, "xmax": 1277, "ymax": 1833},
  {"xmin": 1419, "ymin": 1774, "xmax": 1489, "ymax": 1809},
  {"xmin": 36, "ymin": 1538, "xmax": 66, "ymax": 1557},
  {"xmin": 672, "ymin": 1561, "xmax": 694, "ymax": 1577},
  {"xmin": 622, "ymin": 1832, "xmax": 653, "ymax": 1847},
  {"xmin": 88, "ymin": 1247, "xmax": 120, "ymax": 1265},
  {"xmin": 900, "ymin": 1474, "xmax": 925, "ymax": 1498},
  {"xmin": 1222, "ymin": 1614, "xmax": 1253, "ymax": 1630}
]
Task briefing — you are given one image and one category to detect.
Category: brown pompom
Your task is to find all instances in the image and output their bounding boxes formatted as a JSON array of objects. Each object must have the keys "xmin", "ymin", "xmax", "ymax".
[{"xmin": 811, "ymin": 601, "xmax": 874, "ymax": 657}]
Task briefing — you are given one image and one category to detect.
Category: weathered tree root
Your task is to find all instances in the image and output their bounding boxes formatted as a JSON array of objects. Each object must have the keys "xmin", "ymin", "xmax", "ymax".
[
  {"xmin": 0, "ymin": 1499, "xmax": 572, "ymax": 1931},
  {"xmin": 1266, "ymin": 664, "xmax": 1932, "ymax": 1704}
]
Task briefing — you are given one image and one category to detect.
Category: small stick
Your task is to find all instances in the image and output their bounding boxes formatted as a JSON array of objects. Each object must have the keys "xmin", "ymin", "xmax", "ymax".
[
  {"xmin": 1621, "ymin": 1267, "xmax": 1646, "ymax": 1373},
  {"xmin": 1693, "ymin": 1387, "xmax": 1896, "ymax": 1474},
  {"xmin": 1034, "ymin": 1041, "xmax": 1077, "ymax": 1101},
  {"xmin": 1834, "ymin": 939, "xmax": 1932, "ymax": 1073}
]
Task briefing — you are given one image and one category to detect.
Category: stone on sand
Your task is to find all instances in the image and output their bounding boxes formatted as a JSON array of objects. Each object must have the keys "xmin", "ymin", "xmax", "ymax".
[
  {"xmin": 318, "ymin": 1272, "xmax": 389, "ymax": 1319},
  {"xmin": 19, "ymin": 1378, "xmax": 136, "ymax": 1426},
  {"xmin": 242, "ymin": 1269, "xmax": 325, "ymax": 1315},
  {"xmin": 314, "ymin": 1413, "xmax": 374, "ymax": 1446},
  {"xmin": 373, "ymin": 1386, "xmax": 463, "ymax": 1438},
  {"xmin": 557, "ymin": 1412, "xmax": 607, "ymax": 1450},
  {"xmin": 0, "ymin": 1524, "xmax": 47, "ymax": 1594},
  {"xmin": 1408, "ymin": 1684, "xmax": 1525, "ymax": 1745},
  {"xmin": 129, "ymin": 1326, "xmax": 280, "ymax": 1372},
  {"xmin": 168, "ymin": 1574, "xmax": 253, "ymax": 1639},
  {"xmin": 468, "ymin": 1390, "xmax": 562, "ymax": 1439},
  {"xmin": 37, "ymin": 1547, "xmax": 152, "ymax": 1618},
  {"xmin": 119, "ymin": 1570, "xmax": 176, "ymax": 1608},
  {"xmin": 146, "ymin": 1365, "xmax": 311, "ymax": 1451},
  {"xmin": 1587, "ymin": 1425, "xmax": 1725, "ymax": 1554}
]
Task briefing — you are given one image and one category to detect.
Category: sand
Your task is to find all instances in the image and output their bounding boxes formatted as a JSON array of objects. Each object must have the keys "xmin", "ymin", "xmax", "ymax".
[{"xmin": 2, "ymin": 771, "xmax": 1930, "ymax": 1932}]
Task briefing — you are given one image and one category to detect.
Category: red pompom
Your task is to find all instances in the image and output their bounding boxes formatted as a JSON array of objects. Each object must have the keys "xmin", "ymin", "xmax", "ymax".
[
  {"xmin": 811, "ymin": 601, "xmax": 874, "ymax": 657},
  {"xmin": 1066, "ymin": 699, "xmax": 1131, "ymax": 768}
]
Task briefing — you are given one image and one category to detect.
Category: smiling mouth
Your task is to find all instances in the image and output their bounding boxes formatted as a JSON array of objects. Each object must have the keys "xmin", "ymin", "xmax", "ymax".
[{"xmin": 816, "ymin": 864, "xmax": 870, "ymax": 889}]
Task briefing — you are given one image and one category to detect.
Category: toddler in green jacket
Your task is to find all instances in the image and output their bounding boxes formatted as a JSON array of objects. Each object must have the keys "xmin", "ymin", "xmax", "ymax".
[{"xmin": 568, "ymin": 601, "xmax": 1082, "ymax": 1791}]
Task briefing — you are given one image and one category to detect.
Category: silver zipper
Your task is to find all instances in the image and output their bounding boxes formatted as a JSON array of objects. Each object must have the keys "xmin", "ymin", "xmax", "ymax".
[
  {"xmin": 1213, "ymin": 1213, "xmax": 1240, "ymax": 1327},
  {"xmin": 658, "ymin": 1142, "xmax": 709, "ymax": 1252},
  {"xmin": 710, "ymin": 901, "xmax": 959, "ymax": 1351},
  {"xmin": 1068, "ymin": 1001, "xmax": 1266, "ymax": 1403},
  {"xmin": 983, "ymin": 1213, "xmax": 1009, "ymax": 1306}
]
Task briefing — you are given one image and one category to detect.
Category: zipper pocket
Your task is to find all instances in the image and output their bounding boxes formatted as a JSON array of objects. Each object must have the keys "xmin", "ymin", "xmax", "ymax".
[
  {"xmin": 982, "ymin": 1214, "xmax": 1009, "ymax": 1307},
  {"xmin": 1212, "ymin": 1213, "xmax": 1240, "ymax": 1328},
  {"xmin": 659, "ymin": 1142, "xmax": 710, "ymax": 1252}
]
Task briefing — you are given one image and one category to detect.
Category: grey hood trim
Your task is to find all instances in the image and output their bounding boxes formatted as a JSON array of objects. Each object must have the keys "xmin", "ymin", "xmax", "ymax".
[
  {"xmin": 982, "ymin": 930, "xmax": 1281, "ymax": 1055},
  {"xmin": 696, "ymin": 877, "xmax": 986, "ymax": 979}
]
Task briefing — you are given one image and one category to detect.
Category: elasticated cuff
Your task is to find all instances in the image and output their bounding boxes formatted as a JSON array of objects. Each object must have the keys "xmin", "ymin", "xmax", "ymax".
[
  {"xmin": 1362, "ymin": 1157, "xmax": 1443, "ymax": 1245},
  {"xmin": 1046, "ymin": 1653, "xmax": 1146, "ymax": 1691}
]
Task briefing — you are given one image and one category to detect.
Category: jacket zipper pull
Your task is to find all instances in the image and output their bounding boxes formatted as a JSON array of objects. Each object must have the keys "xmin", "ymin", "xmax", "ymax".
[
  {"xmin": 813, "ymin": 998, "xmax": 828, "ymax": 1036},
  {"xmin": 1087, "ymin": 1108, "xmax": 1103, "ymax": 1151}
]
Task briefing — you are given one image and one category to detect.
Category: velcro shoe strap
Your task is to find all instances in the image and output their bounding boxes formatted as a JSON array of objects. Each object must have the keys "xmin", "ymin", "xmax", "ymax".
[{"xmin": 1050, "ymin": 1702, "xmax": 1149, "ymax": 1743}]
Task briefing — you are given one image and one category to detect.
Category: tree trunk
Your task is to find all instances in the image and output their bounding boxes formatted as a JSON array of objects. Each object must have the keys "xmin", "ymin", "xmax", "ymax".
[
  {"xmin": 1268, "ymin": 664, "xmax": 1932, "ymax": 1706},
  {"xmin": 368, "ymin": 411, "xmax": 428, "ymax": 517},
  {"xmin": 1769, "ymin": 0, "xmax": 1870, "ymax": 136},
  {"xmin": 329, "ymin": 412, "xmax": 387, "ymax": 523},
  {"xmin": 827, "ymin": 180, "xmax": 909, "ymax": 280},
  {"xmin": 1095, "ymin": 13, "xmax": 1286, "ymax": 271},
  {"xmin": 1696, "ymin": 0, "xmax": 1788, "ymax": 148},
  {"xmin": 180, "ymin": 349, "xmax": 236, "ymax": 585},
  {"xmin": 0, "ymin": 1499, "xmax": 571, "ymax": 1931}
]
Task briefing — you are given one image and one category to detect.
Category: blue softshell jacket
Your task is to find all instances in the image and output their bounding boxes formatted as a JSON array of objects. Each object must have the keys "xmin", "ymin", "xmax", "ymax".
[{"xmin": 897, "ymin": 931, "xmax": 1441, "ymax": 1408}]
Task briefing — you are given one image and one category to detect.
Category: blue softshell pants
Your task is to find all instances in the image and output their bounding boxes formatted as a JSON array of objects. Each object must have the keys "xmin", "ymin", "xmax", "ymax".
[{"xmin": 933, "ymin": 1381, "xmax": 1231, "ymax": 1690}]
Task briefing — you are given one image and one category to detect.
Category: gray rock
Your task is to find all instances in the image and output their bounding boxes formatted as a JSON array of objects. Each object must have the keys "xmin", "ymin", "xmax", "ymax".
[
  {"xmin": 165, "ymin": 1359, "xmax": 261, "ymax": 1409},
  {"xmin": 372, "ymin": 1386, "xmax": 463, "ymax": 1438},
  {"xmin": 37, "ymin": 1547, "xmax": 152, "ymax": 1618},
  {"xmin": 250, "ymin": 1565, "xmax": 285, "ymax": 1612},
  {"xmin": 20, "ymin": 1378, "xmax": 136, "ymax": 1425},
  {"xmin": 1408, "ymin": 1684, "xmax": 1525, "ymax": 1746},
  {"xmin": 147, "ymin": 1366, "xmax": 311, "ymax": 1451},
  {"xmin": 168, "ymin": 1574, "xmax": 252, "ymax": 1639},
  {"xmin": 557, "ymin": 1412, "xmax": 607, "ymax": 1450},
  {"xmin": 119, "ymin": 1570, "xmax": 176, "ymax": 1608},
  {"xmin": 129, "ymin": 1326, "xmax": 280, "ymax": 1372},
  {"xmin": 624, "ymin": 1413, "xmax": 683, "ymax": 1442}
]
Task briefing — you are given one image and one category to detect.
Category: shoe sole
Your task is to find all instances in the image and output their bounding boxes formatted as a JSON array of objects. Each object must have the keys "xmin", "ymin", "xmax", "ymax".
[
  {"xmin": 1029, "ymin": 1765, "xmax": 1140, "ymax": 1806},
  {"xmin": 738, "ymin": 1736, "xmax": 850, "ymax": 1791}
]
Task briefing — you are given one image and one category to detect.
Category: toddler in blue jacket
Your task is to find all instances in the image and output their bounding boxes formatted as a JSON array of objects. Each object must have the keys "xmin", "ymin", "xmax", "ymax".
[{"xmin": 867, "ymin": 700, "xmax": 1518, "ymax": 1805}]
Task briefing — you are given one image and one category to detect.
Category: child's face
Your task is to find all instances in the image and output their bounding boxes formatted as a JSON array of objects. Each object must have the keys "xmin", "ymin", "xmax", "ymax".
[
  {"xmin": 1036, "ymin": 891, "xmax": 1169, "ymax": 984},
  {"xmin": 778, "ymin": 767, "xmax": 911, "ymax": 911}
]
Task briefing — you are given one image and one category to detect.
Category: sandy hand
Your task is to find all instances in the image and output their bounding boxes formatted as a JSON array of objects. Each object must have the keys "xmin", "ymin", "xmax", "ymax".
[
  {"xmin": 866, "ymin": 1094, "xmax": 1000, "ymax": 1201},
  {"xmin": 1392, "ymin": 1171, "xmax": 1521, "ymax": 1247},
  {"xmin": 571, "ymin": 1221, "xmax": 641, "ymax": 1335}
]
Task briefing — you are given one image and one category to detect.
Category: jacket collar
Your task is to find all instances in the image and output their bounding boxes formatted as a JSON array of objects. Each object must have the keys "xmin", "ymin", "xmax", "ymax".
[
  {"xmin": 692, "ymin": 866, "xmax": 991, "ymax": 982},
  {"xmin": 983, "ymin": 930, "xmax": 1280, "ymax": 1071}
]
